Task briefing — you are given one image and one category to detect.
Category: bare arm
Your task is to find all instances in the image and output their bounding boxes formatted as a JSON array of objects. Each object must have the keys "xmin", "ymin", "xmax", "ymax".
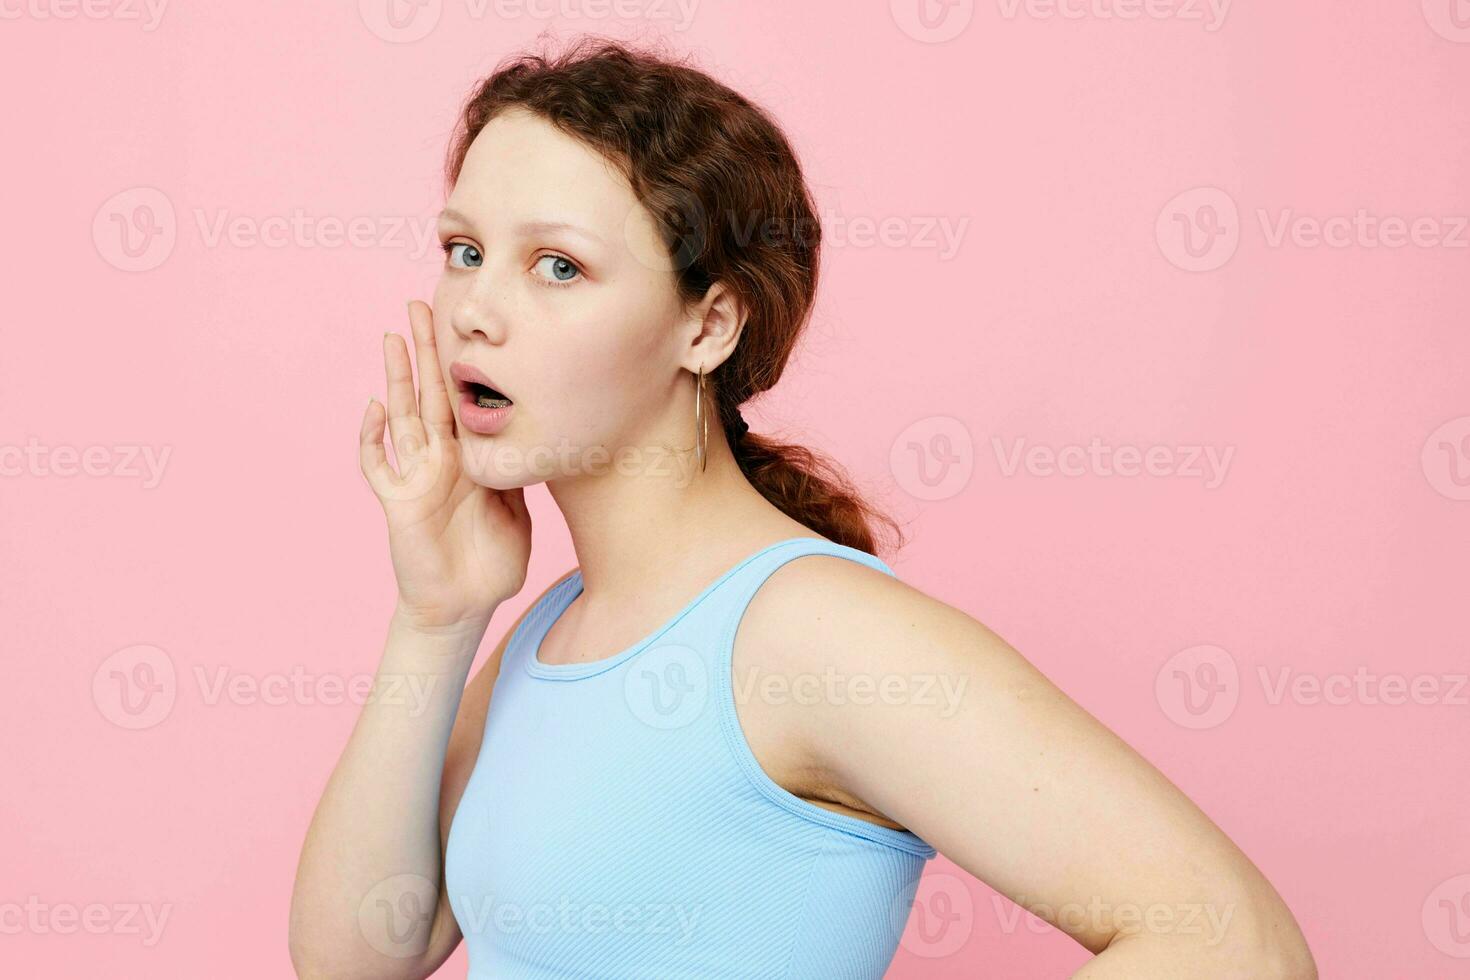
[
  {"xmin": 288, "ymin": 299, "xmax": 538, "ymax": 978},
  {"xmin": 287, "ymin": 610, "xmax": 490, "ymax": 979},
  {"xmin": 740, "ymin": 557, "xmax": 1318, "ymax": 979},
  {"xmin": 289, "ymin": 573, "xmax": 568, "ymax": 979}
]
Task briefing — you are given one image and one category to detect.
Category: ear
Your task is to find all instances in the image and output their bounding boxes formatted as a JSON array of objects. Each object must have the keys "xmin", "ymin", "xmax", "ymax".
[{"xmin": 681, "ymin": 281, "xmax": 747, "ymax": 374}]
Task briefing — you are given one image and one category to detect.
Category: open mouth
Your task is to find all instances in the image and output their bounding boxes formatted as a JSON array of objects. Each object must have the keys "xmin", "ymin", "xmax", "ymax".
[
  {"xmin": 449, "ymin": 361, "xmax": 514, "ymax": 410},
  {"xmin": 462, "ymin": 380, "xmax": 512, "ymax": 410}
]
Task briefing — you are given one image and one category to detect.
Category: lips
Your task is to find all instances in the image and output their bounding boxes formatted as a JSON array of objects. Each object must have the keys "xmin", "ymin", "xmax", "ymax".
[
  {"xmin": 449, "ymin": 361, "xmax": 515, "ymax": 437},
  {"xmin": 449, "ymin": 362, "xmax": 513, "ymax": 406}
]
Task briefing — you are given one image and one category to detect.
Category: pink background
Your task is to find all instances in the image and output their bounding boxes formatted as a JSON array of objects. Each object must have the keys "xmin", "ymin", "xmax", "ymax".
[{"xmin": 4, "ymin": 2, "xmax": 1468, "ymax": 977}]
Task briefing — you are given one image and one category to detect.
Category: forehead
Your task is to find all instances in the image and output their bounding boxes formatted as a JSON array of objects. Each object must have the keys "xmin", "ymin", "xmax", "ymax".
[{"xmin": 448, "ymin": 108, "xmax": 635, "ymax": 230}]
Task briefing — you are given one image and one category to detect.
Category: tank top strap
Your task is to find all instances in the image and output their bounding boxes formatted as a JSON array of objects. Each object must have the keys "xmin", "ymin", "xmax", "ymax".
[
  {"xmin": 502, "ymin": 539, "xmax": 896, "ymax": 683},
  {"xmin": 445, "ymin": 536, "xmax": 936, "ymax": 980},
  {"xmin": 655, "ymin": 535, "xmax": 899, "ymax": 658},
  {"xmin": 714, "ymin": 536, "xmax": 898, "ymax": 614},
  {"xmin": 501, "ymin": 568, "xmax": 582, "ymax": 673},
  {"xmin": 704, "ymin": 536, "xmax": 935, "ymax": 857}
]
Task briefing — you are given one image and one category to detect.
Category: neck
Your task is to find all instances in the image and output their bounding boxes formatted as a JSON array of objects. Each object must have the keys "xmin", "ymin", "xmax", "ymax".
[{"xmin": 545, "ymin": 431, "xmax": 795, "ymax": 604}]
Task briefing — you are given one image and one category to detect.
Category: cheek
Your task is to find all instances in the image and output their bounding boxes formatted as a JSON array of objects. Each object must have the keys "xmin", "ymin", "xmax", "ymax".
[
  {"xmin": 537, "ymin": 335, "xmax": 631, "ymax": 419},
  {"xmin": 534, "ymin": 298, "xmax": 669, "ymax": 431},
  {"xmin": 430, "ymin": 289, "xmax": 458, "ymax": 375},
  {"xmin": 587, "ymin": 289, "xmax": 669, "ymax": 374},
  {"xmin": 431, "ymin": 274, "xmax": 459, "ymax": 326}
]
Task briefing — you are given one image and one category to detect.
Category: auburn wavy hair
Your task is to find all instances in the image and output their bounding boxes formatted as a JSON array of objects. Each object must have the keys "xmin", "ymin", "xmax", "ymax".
[{"xmin": 443, "ymin": 35, "xmax": 903, "ymax": 558}]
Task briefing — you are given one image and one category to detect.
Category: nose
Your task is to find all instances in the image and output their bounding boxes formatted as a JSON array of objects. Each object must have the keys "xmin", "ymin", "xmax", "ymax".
[{"xmin": 449, "ymin": 269, "xmax": 510, "ymax": 344}]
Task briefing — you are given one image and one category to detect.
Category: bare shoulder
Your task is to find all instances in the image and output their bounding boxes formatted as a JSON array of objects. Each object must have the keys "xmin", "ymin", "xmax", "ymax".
[
  {"xmin": 737, "ymin": 552, "xmax": 1317, "ymax": 974},
  {"xmin": 731, "ymin": 552, "xmax": 983, "ymax": 829},
  {"xmin": 737, "ymin": 551, "xmax": 981, "ymax": 681}
]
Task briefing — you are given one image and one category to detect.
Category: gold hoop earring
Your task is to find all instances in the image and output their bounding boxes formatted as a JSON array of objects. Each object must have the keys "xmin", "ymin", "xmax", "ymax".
[{"xmin": 694, "ymin": 362, "xmax": 709, "ymax": 473}]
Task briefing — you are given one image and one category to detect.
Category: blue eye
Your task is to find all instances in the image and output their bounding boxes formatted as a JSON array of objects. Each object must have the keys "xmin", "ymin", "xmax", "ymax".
[
  {"xmin": 533, "ymin": 254, "xmax": 582, "ymax": 285},
  {"xmin": 443, "ymin": 242, "xmax": 481, "ymax": 268}
]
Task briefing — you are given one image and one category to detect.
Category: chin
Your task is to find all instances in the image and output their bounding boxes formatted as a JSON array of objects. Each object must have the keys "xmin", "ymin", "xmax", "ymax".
[{"xmin": 457, "ymin": 438, "xmax": 524, "ymax": 489}]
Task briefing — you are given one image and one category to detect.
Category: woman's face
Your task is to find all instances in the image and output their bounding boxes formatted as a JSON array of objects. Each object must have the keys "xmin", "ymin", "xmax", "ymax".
[{"xmin": 433, "ymin": 107, "xmax": 695, "ymax": 489}]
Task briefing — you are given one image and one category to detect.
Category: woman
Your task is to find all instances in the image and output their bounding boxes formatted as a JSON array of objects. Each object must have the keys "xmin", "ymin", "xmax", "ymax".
[{"xmin": 288, "ymin": 37, "xmax": 1316, "ymax": 979}]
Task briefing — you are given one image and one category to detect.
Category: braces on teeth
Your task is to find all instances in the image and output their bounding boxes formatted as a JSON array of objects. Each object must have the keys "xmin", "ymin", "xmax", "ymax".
[{"xmin": 475, "ymin": 392, "xmax": 511, "ymax": 409}]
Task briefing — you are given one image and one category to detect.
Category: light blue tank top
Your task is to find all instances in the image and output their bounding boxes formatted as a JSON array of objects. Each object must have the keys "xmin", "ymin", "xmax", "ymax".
[{"xmin": 444, "ymin": 536, "xmax": 937, "ymax": 979}]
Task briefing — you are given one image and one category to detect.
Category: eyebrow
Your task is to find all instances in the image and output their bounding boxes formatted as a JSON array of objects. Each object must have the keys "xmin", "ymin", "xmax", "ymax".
[{"xmin": 437, "ymin": 207, "xmax": 605, "ymax": 247}]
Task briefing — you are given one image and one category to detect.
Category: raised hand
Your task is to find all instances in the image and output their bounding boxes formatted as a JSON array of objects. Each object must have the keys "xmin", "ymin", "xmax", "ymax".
[{"xmin": 359, "ymin": 300, "xmax": 532, "ymax": 631}]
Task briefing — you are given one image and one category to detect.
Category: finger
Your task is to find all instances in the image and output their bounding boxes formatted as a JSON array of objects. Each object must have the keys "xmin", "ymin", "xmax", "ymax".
[
  {"xmin": 383, "ymin": 331, "xmax": 428, "ymax": 460},
  {"xmin": 359, "ymin": 397, "xmax": 393, "ymax": 493},
  {"xmin": 407, "ymin": 299, "xmax": 455, "ymax": 438}
]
